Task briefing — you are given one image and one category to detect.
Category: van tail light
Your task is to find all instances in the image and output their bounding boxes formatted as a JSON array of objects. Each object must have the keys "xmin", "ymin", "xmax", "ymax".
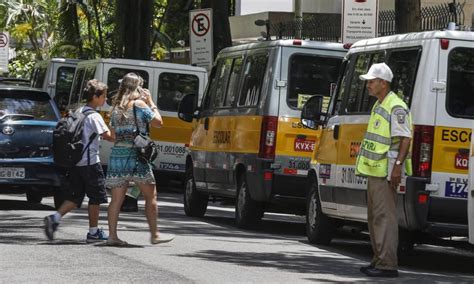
[
  {"xmin": 258, "ymin": 116, "xmax": 278, "ymax": 159},
  {"xmin": 440, "ymin": 38, "xmax": 450, "ymax": 50},
  {"xmin": 412, "ymin": 125, "xmax": 434, "ymax": 178}
]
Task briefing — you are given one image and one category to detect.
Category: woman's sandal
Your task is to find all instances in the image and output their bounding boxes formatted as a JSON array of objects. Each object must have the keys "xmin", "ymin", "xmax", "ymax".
[
  {"xmin": 106, "ymin": 238, "xmax": 128, "ymax": 247},
  {"xmin": 151, "ymin": 234, "xmax": 175, "ymax": 245}
]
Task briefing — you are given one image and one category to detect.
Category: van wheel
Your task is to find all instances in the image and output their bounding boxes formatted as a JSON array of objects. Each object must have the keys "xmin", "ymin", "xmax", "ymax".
[
  {"xmin": 306, "ymin": 174, "xmax": 335, "ymax": 245},
  {"xmin": 183, "ymin": 166, "xmax": 208, "ymax": 217},
  {"xmin": 26, "ymin": 192, "xmax": 42, "ymax": 203},
  {"xmin": 235, "ymin": 172, "xmax": 262, "ymax": 228}
]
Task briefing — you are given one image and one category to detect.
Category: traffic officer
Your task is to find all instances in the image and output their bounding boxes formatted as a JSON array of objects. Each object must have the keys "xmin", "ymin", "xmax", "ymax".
[{"xmin": 356, "ymin": 63, "xmax": 412, "ymax": 278}]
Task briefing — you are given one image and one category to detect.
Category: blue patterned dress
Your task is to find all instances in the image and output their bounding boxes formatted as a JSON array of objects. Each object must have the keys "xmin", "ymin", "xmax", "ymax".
[{"xmin": 105, "ymin": 105, "xmax": 156, "ymax": 189}]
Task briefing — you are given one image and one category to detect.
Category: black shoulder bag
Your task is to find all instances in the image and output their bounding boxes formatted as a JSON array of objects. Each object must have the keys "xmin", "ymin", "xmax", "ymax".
[{"xmin": 132, "ymin": 103, "xmax": 158, "ymax": 164}]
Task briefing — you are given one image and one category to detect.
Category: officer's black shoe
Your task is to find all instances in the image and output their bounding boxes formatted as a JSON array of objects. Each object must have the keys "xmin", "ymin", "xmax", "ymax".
[
  {"xmin": 359, "ymin": 264, "xmax": 375, "ymax": 274},
  {"xmin": 364, "ymin": 268, "xmax": 399, "ymax": 278},
  {"xmin": 121, "ymin": 196, "xmax": 138, "ymax": 212}
]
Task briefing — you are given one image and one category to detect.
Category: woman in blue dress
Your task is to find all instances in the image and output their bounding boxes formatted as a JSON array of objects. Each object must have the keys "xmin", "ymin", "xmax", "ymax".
[{"xmin": 105, "ymin": 72, "xmax": 172, "ymax": 245}]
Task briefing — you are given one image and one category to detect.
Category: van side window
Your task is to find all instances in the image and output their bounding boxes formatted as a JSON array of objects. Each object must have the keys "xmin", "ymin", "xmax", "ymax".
[
  {"xmin": 31, "ymin": 66, "xmax": 47, "ymax": 88},
  {"xmin": 79, "ymin": 67, "xmax": 98, "ymax": 103},
  {"xmin": 446, "ymin": 47, "xmax": 474, "ymax": 118},
  {"xmin": 287, "ymin": 54, "xmax": 341, "ymax": 110},
  {"xmin": 386, "ymin": 48, "xmax": 421, "ymax": 105},
  {"xmin": 157, "ymin": 72, "xmax": 199, "ymax": 111},
  {"xmin": 106, "ymin": 68, "xmax": 149, "ymax": 105},
  {"xmin": 69, "ymin": 68, "xmax": 85, "ymax": 106},
  {"xmin": 238, "ymin": 53, "xmax": 269, "ymax": 107},
  {"xmin": 201, "ymin": 63, "xmax": 219, "ymax": 111},
  {"xmin": 224, "ymin": 57, "xmax": 243, "ymax": 107},
  {"xmin": 209, "ymin": 58, "xmax": 233, "ymax": 108},
  {"xmin": 54, "ymin": 67, "xmax": 75, "ymax": 112},
  {"xmin": 345, "ymin": 53, "xmax": 375, "ymax": 113}
]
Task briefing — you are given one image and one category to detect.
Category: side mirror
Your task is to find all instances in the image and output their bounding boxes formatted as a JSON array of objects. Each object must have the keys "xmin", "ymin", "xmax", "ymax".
[
  {"xmin": 301, "ymin": 95, "xmax": 326, "ymax": 130},
  {"xmin": 178, "ymin": 93, "xmax": 198, "ymax": 122}
]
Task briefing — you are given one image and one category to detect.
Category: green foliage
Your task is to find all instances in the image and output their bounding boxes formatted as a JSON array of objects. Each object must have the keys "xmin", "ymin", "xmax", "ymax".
[{"xmin": 8, "ymin": 49, "xmax": 36, "ymax": 78}]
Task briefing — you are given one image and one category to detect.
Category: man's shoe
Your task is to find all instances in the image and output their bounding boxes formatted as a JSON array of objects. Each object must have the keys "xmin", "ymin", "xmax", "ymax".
[
  {"xmin": 359, "ymin": 264, "xmax": 375, "ymax": 274},
  {"xmin": 44, "ymin": 215, "xmax": 59, "ymax": 240},
  {"xmin": 86, "ymin": 228, "xmax": 108, "ymax": 243},
  {"xmin": 364, "ymin": 267, "xmax": 398, "ymax": 277}
]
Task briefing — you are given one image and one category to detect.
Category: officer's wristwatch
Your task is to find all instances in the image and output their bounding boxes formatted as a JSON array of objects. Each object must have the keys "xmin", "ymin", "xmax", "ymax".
[{"xmin": 395, "ymin": 160, "xmax": 402, "ymax": 166}]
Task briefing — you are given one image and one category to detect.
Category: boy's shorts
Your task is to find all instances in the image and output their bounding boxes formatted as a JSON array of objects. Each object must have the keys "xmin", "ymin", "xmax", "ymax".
[{"xmin": 67, "ymin": 163, "xmax": 108, "ymax": 206}]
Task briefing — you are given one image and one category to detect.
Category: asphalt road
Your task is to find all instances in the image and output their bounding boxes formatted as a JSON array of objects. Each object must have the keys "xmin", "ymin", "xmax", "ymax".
[{"xmin": 0, "ymin": 189, "xmax": 473, "ymax": 283}]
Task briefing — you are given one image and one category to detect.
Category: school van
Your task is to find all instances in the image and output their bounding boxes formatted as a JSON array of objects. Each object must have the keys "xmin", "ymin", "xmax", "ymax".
[
  {"xmin": 30, "ymin": 58, "xmax": 80, "ymax": 113},
  {"xmin": 178, "ymin": 40, "xmax": 346, "ymax": 228},
  {"xmin": 67, "ymin": 58, "xmax": 207, "ymax": 181},
  {"xmin": 301, "ymin": 31, "xmax": 474, "ymax": 246}
]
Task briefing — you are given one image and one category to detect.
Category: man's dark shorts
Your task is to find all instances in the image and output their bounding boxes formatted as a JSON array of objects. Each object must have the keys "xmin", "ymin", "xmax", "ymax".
[{"xmin": 67, "ymin": 163, "xmax": 108, "ymax": 206}]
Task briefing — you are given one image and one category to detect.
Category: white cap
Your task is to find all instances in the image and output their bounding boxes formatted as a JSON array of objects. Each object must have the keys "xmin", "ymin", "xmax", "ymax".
[{"xmin": 359, "ymin": 63, "xmax": 393, "ymax": 82}]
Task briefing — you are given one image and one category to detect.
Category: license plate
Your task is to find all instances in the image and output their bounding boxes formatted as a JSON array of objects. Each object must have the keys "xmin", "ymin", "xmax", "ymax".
[
  {"xmin": 0, "ymin": 167, "xmax": 25, "ymax": 179},
  {"xmin": 445, "ymin": 181, "xmax": 468, "ymax": 199},
  {"xmin": 294, "ymin": 138, "xmax": 315, "ymax": 152}
]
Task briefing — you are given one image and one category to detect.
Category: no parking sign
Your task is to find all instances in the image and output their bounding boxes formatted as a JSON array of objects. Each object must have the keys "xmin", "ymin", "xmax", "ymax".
[
  {"xmin": 0, "ymin": 32, "xmax": 9, "ymax": 74},
  {"xmin": 189, "ymin": 9, "xmax": 213, "ymax": 71}
]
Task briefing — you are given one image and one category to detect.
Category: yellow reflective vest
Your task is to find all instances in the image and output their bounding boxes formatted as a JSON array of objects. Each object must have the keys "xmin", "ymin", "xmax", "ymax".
[{"xmin": 356, "ymin": 92, "xmax": 413, "ymax": 177}]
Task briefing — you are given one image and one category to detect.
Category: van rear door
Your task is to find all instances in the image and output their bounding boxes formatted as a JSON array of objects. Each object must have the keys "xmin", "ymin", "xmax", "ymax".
[
  {"xmin": 431, "ymin": 39, "xmax": 474, "ymax": 226},
  {"xmin": 275, "ymin": 47, "xmax": 342, "ymax": 189}
]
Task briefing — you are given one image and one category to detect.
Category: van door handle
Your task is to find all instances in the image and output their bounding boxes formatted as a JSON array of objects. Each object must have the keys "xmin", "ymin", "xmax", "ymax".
[
  {"xmin": 204, "ymin": 117, "xmax": 209, "ymax": 130},
  {"xmin": 333, "ymin": 125, "xmax": 340, "ymax": 140}
]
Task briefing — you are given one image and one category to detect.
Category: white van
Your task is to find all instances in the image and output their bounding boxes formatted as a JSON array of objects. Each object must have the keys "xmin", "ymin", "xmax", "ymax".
[
  {"xmin": 30, "ymin": 58, "xmax": 80, "ymax": 113},
  {"xmin": 301, "ymin": 31, "xmax": 474, "ymax": 246},
  {"xmin": 67, "ymin": 58, "xmax": 207, "ymax": 182}
]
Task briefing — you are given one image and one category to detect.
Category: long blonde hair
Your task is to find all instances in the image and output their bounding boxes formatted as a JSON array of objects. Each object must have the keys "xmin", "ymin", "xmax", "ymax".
[{"xmin": 111, "ymin": 72, "xmax": 141, "ymax": 117}]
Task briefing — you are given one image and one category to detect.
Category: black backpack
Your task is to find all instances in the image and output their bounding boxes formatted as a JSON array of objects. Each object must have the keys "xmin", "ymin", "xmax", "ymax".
[{"xmin": 53, "ymin": 108, "xmax": 98, "ymax": 168}]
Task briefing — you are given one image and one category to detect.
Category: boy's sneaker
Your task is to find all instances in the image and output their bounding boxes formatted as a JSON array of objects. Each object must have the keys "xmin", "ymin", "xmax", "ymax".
[
  {"xmin": 86, "ymin": 228, "xmax": 108, "ymax": 243},
  {"xmin": 44, "ymin": 215, "xmax": 59, "ymax": 240}
]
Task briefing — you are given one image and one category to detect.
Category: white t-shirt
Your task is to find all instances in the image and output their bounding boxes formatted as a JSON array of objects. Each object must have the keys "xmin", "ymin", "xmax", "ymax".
[{"xmin": 76, "ymin": 106, "xmax": 109, "ymax": 166}]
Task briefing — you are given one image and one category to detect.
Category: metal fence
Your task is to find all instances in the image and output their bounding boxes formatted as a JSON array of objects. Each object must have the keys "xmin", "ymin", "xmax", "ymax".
[{"xmin": 270, "ymin": 2, "xmax": 465, "ymax": 42}]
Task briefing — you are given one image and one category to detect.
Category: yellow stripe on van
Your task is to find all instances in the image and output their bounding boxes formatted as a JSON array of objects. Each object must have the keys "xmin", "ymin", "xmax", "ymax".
[
  {"xmin": 190, "ymin": 115, "xmax": 262, "ymax": 153},
  {"xmin": 150, "ymin": 116, "xmax": 195, "ymax": 144},
  {"xmin": 276, "ymin": 117, "xmax": 321, "ymax": 158},
  {"xmin": 432, "ymin": 126, "xmax": 470, "ymax": 174}
]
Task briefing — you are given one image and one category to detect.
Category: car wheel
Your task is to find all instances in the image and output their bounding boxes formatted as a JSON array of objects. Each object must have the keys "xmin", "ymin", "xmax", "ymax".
[
  {"xmin": 306, "ymin": 173, "xmax": 335, "ymax": 245},
  {"xmin": 235, "ymin": 172, "xmax": 262, "ymax": 228},
  {"xmin": 183, "ymin": 165, "xmax": 208, "ymax": 217},
  {"xmin": 26, "ymin": 192, "xmax": 42, "ymax": 203}
]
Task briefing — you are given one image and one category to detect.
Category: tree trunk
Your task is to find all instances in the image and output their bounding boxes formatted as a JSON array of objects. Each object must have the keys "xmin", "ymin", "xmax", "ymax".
[
  {"xmin": 92, "ymin": 0, "xmax": 105, "ymax": 57},
  {"xmin": 395, "ymin": 0, "xmax": 421, "ymax": 33},
  {"xmin": 201, "ymin": 0, "xmax": 232, "ymax": 59},
  {"xmin": 115, "ymin": 0, "xmax": 153, "ymax": 59}
]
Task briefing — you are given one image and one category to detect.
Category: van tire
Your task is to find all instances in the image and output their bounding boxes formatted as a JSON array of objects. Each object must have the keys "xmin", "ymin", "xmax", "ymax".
[
  {"xmin": 26, "ymin": 192, "xmax": 42, "ymax": 203},
  {"xmin": 306, "ymin": 174, "xmax": 335, "ymax": 245},
  {"xmin": 183, "ymin": 166, "xmax": 208, "ymax": 217},
  {"xmin": 235, "ymin": 172, "xmax": 262, "ymax": 228}
]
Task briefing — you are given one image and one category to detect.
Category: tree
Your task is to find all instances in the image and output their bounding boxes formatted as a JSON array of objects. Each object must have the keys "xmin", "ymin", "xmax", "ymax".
[
  {"xmin": 115, "ymin": 0, "xmax": 154, "ymax": 59},
  {"xmin": 395, "ymin": 0, "xmax": 421, "ymax": 33},
  {"xmin": 201, "ymin": 0, "xmax": 232, "ymax": 59}
]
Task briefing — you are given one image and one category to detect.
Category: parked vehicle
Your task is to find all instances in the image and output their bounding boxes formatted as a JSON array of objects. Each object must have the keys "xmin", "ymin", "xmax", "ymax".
[
  {"xmin": 178, "ymin": 39, "xmax": 346, "ymax": 228},
  {"xmin": 0, "ymin": 77, "xmax": 30, "ymax": 87},
  {"xmin": 30, "ymin": 58, "xmax": 80, "ymax": 113},
  {"xmin": 66, "ymin": 58, "xmax": 207, "ymax": 182},
  {"xmin": 301, "ymin": 30, "xmax": 474, "ymax": 246},
  {"xmin": 0, "ymin": 85, "xmax": 65, "ymax": 208}
]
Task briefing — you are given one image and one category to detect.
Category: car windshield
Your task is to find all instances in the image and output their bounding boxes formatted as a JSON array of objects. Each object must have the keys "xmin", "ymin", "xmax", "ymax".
[{"xmin": 0, "ymin": 92, "xmax": 57, "ymax": 121}]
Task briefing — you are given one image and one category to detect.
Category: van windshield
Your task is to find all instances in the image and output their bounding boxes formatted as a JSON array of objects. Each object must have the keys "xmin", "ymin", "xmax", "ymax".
[
  {"xmin": 287, "ymin": 55, "xmax": 341, "ymax": 110},
  {"xmin": 446, "ymin": 47, "xmax": 474, "ymax": 118},
  {"xmin": 30, "ymin": 66, "xmax": 47, "ymax": 89}
]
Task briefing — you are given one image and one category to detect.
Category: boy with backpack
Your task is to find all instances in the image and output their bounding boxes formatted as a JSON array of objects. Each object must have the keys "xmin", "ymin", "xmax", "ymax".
[{"xmin": 44, "ymin": 79, "xmax": 114, "ymax": 242}]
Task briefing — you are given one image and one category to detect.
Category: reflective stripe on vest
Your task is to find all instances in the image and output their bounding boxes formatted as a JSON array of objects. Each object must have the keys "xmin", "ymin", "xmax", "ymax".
[{"xmin": 356, "ymin": 92, "xmax": 413, "ymax": 177}]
